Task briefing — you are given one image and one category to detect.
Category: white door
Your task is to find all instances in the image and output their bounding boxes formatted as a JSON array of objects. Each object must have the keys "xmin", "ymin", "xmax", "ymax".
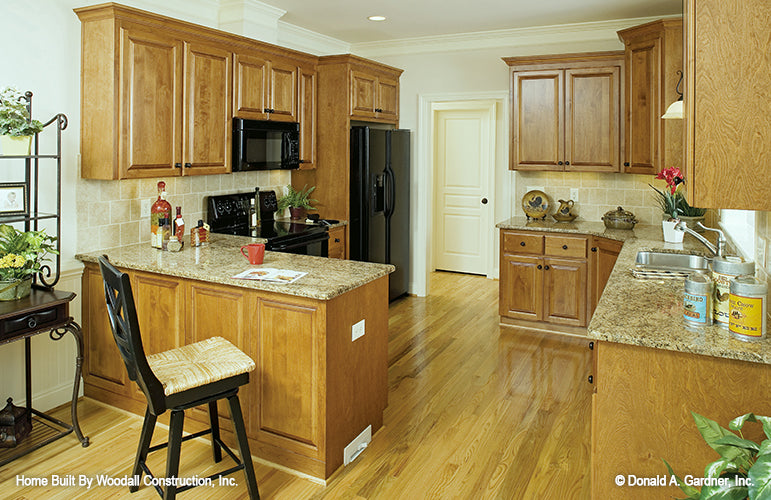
[{"xmin": 433, "ymin": 102, "xmax": 495, "ymax": 275}]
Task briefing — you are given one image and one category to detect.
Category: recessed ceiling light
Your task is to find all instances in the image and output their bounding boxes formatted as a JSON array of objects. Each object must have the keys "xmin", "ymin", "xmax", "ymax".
[{"xmin": 368, "ymin": 15, "xmax": 386, "ymax": 21}]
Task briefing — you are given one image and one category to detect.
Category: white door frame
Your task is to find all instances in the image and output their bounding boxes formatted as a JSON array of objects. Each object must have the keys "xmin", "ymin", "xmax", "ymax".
[{"xmin": 415, "ymin": 91, "xmax": 509, "ymax": 297}]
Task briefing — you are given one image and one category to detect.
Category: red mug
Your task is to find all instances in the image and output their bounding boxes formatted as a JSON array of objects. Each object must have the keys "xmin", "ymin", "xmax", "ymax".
[{"xmin": 240, "ymin": 243, "xmax": 265, "ymax": 265}]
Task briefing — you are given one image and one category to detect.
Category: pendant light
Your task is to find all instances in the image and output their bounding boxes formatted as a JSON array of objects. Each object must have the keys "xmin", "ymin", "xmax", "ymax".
[{"xmin": 662, "ymin": 70, "xmax": 684, "ymax": 120}]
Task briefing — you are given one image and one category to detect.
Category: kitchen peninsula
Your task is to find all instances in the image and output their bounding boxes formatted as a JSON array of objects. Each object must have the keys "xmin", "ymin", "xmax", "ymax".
[{"xmin": 76, "ymin": 233, "xmax": 394, "ymax": 481}]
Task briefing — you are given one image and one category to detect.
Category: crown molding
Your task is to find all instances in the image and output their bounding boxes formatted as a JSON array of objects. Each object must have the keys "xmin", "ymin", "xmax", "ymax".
[
  {"xmin": 352, "ymin": 15, "xmax": 681, "ymax": 58},
  {"xmin": 126, "ymin": 0, "xmax": 221, "ymax": 29},
  {"xmin": 277, "ymin": 21, "xmax": 351, "ymax": 56},
  {"xmin": 219, "ymin": 0, "xmax": 286, "ymax": 43}
]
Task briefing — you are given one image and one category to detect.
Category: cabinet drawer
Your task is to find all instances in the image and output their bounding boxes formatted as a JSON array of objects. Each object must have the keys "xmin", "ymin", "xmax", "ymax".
[
  {"xmin": 502, "ymin": 231, "xmax": 543, "ymax": 254},
  {"xmin": 544, "ymin": 234, "xmax": 587, "ymax": 258}
]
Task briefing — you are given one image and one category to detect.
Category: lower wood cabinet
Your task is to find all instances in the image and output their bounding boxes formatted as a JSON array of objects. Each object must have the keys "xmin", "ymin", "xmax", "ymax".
[
  {"xmin": 81, "ymin": 262, "xmax": 388, "ymax": 479},
  {"xmin": 327, "ymin": 226, "xmax": 346, "ymax": 259},
  {"xmin": 499, "ymin": 229, "xmax": 621, "ymax": 332}
]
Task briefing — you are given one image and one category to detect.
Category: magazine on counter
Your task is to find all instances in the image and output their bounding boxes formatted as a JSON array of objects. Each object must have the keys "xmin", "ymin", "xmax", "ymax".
[{"xmin": 231, "ymin": 268, "xmax": 307, "ymax": 284}]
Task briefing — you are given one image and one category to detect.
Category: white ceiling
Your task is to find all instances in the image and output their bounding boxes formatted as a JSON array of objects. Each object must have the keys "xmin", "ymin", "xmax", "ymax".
[{"xmin": 262, "ymin": 0, "xmax": 681, "ymax": 43}]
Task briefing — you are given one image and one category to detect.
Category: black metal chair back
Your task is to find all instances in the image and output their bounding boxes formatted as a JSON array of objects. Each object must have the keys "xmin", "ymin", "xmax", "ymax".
[{"xmin": 98, "ymin": 255, "xmax": 166, "ymax": 415}]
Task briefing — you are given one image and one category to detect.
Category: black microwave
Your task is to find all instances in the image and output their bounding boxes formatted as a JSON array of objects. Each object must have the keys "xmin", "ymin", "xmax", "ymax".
[{"xmin": 232, "ymin": 118, "xmax": 300, "ymax": 171}]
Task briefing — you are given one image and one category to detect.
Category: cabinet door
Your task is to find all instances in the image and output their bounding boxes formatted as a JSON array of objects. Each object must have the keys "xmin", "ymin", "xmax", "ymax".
[
  {"xmin": 376, "ymin": 76, "xmax": 399, "ymax": 121},
  {"xmin": 543, "ymin": 257, "xmax": 588, "ymax": 327},
  {"xmin": 182, "ymin": 41, "xmax": 232, "ymax": 176},
  {"xmin": 82, "ymin": 265, "xmax": 129, "ymax": 396},
  {"xmin": 327, "ymin": 226, "xmax": 346, "ymax": 259},
  {"xmin": 350, "ymin": 70, "xmax": 377, "ymax": 119},
  {"xmin": 268, "ymin": 59, "xmax": 298, "ymax": 122},
  {"xmin": 298, "ymin": 67, "xmax": 316, "ymax": 169},
  {"xmin": 511, "ymin": 69, "xmax": 564, "ymax": 170},
  {"xmin": 590, "ymin": 237, "xmax": 623, "ymax": 315},
  {"xmin": 131, "ymin": 271, "xmax": 185, "ymax": 356},
  {"xmin": 233, "ymin": 52, "xmax": 270, "ymax": 120},
  {"xmin": 499, "ymin": 253, "xmax": 543, "ymax": 321},
  {"xmin": 119, "ymin": 25, "xmax": 183, "ymax": 179},
  {"xmin": 565, "ymin": 66, "xmax": 621, "ymax": 172},
  {"xmin": 623, "ymin": 37, "xmax": 660, "ymax": 174},
  {"xmin": 252, "ymin": 296, "xmax": 323, "ymax": 457}
]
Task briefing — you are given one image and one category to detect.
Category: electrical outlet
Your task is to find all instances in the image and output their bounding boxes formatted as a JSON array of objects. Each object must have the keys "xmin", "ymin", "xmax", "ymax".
[
  {"xmin": 570, "ymin": 188, "xmax": 579, "ymax": 202},
  {"xmin": 351, "ymin": 319, "xmax": 365, "ymax": 341},
  {"xmin": 141, "ymin": 199, "xmax": 151, "ymax": 218}
]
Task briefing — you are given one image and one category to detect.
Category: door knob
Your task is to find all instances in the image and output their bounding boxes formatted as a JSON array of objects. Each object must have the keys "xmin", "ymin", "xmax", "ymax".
[{"xmin": 481, "ymin": 198, "xmax": 488, "ymax": 205}]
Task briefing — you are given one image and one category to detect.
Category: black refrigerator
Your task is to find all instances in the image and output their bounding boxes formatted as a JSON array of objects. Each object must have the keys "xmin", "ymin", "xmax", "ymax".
[{"xmin": 350, "ymin": 126, "xmax": 410, "ymax": 301}]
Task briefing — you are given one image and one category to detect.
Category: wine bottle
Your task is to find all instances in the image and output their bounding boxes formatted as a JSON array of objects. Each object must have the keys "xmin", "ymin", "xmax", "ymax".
[{"xmin": 150, "ymin": 181, "xmax": 172, "ymax": 248}]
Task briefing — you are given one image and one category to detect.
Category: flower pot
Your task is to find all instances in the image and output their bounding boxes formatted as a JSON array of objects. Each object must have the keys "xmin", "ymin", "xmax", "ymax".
[
  {"xmin": 289, "ymin": 207, "xmax": 306, "ymax": 220},
  {"xmin": 0, "ymin": 135, "xmax": 32, "ymax": 156},
  {"xmin": 662, "ymin": 220, "xmax": 684, "ymax": 243},
  {"xmin": 0, "ymin": 277, "xmax": 32, "ymax": 301}
]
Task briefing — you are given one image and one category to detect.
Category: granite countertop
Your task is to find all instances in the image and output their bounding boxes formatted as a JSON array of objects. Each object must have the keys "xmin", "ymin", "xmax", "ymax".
[
  {"xmin": 497, "ymin": 216, "xmax": 771, "ymax": 365},
  {"xmin": 76, "ymin": 233, "xmax": 392, "ymax": 301}
]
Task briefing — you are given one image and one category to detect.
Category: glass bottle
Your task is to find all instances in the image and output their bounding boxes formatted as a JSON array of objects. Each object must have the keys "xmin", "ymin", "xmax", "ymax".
[
  {"xmin": 159, "ymin": 217, "xmax": 171, "ymax": 250},
  {"xmin": 172, "ymin": 206, "xmax": 185, "ymax": 244},
  {"xmin": 150, "ymin": 181, "xmax": 172, "ymax": 248}
]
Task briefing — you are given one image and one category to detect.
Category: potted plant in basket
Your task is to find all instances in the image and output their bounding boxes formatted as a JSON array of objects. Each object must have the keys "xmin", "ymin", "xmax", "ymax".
[
  {"xmin": 277, "ymin": 184, "xmax": 317, "ymax": 220},
  {"xmin": 0, "ymin": 86, "xmax": 44, "ymax": 156},
  {"xmin": 650, "ymin": 167, "xmax": 707, "ymax": 242},
  {"xmin": 0, "ymin": 224, "xmax": 57, "ymax": 300}
]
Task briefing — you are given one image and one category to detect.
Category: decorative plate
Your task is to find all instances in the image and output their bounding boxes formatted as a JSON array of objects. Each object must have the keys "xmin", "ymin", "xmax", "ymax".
[{"xmin": 522, "ymin": 190, "xmax": 549, "ymax": 220}]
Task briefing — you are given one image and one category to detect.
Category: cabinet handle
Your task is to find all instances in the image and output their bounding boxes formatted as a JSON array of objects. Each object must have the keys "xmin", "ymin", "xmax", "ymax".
[
  {"xmin": 334, "ymin": 238, "xmax": 341, "ymax": 243},
  {"xmin": 565, "ymin": 161, "xmax": 570, "ymax": 166},
  {"xmin": 174, "ymin": 163, "xmax": 182, "ymax": 169},
  {"xmin": 544, "ymin": 265, "xmax": 550, "ymax": 270},
  {"xmin": 27, "ymin": 317, "xmax": 38, "ymax": 329},
  {"xmin": 624, "ymin": 162, "xmax": 630, "ymax": 167},
  {"xmin": 520, "ymin": 241, "xmax": 526, "ymax": 247},
  {"xmin": 589, "ymin": 341, "xmax": 594, "ymax": 350},
  {"xmin": 588, "ymin": 375, "xmax": 594, "ymax": 384},
  {"xmin": 591, "ymin": 247, "xmax": 597, "ymax": 252},
  {"xmin": 558, "ymin": 161, "xmax": 564, "ymax": 165},
  {"xmin": 184, "ymin": 163, "xmax": 192, "ymax": 168},
  {"xmin": 537, "ymin": 264, "xmax": 543, "ymax": 270},
  {"xmin": 375, "ymin": 108, "xmax": 382, "ymax": 113},
  {"xmin": 264, "ymin": 108, "xmax": 270, "ymax": 113},
  {"xmin": 562, "ymin": 244, "xmax": 568, "ymax": 250}
]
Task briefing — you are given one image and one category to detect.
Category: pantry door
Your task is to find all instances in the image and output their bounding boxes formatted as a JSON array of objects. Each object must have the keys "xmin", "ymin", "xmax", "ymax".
[{"xmin": 433, "ymin": 101, "xmax": 495, "ymax": 275}]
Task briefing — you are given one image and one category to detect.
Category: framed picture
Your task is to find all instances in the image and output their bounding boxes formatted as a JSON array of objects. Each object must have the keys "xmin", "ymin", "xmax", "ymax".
[{"xmin": 0, "ymin": 183, "xmax": 28, "ymax": 217}]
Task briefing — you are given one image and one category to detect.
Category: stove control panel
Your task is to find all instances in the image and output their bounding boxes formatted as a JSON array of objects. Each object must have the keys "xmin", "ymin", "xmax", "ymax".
[{"xmin": 258, "ymin": 190, "xmax": 278, "ymax": 221}]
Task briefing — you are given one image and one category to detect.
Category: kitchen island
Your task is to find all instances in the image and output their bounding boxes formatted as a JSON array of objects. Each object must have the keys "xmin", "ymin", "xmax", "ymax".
[{"xmin": 76, "ymin": 233, "xmax": 393, "ymax": 481}]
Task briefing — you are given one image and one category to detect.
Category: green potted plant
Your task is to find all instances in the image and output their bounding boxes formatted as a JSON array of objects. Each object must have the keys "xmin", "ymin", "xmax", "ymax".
[
  {"xmin": 665, "ymin": 411, "xmax": 771, "ymax": 499},
  {"xmin": 650, "ymin": 167, "xmax": 708, "ymax": 241},
  {"xmin": 0, "ymin": 86, "xmax": 44, "ymax": 156},
  {"xmin": 0, "ymin": 224, "xmax": 57, "ymax": 300},
  {"xmin": 277, "ymin": 184, "xmax": 317, "ymax": 220}
]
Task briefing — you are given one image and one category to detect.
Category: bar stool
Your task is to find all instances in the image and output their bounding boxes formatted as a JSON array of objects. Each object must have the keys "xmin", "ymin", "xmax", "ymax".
[{"xmin": 98, "ymin": 256, "xmax": 259, "ymax": 500}]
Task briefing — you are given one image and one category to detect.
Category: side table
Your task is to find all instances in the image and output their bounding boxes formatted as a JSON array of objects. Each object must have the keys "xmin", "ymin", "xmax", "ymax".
[{"xmin": 0, "ymin": 289, "xmax": 90, "ymax": 466}]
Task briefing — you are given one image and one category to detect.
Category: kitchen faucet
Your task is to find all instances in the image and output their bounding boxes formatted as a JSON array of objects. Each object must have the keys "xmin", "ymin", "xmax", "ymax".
[{"xmin": 674, "ymin": 221, "xmax": 727, "ymax": 258}]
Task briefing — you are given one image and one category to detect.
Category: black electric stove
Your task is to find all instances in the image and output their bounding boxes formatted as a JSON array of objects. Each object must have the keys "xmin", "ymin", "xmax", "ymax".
[{"xmin": 207, "ymin": 192, "xmax": 329, "ymax": 256}]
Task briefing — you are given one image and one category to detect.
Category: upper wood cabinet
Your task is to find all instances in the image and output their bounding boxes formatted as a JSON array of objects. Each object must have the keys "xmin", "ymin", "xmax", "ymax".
[
  {"xmin": 233, "ymin": 52, "xmax": 298, "ymax": 122},
  {"xmin": 617, "ymin": 19, "xmax": 683, "ymax": 175},
  {"xmin": 75, "ymin": 3, "xmax": 317, "ymax": 180},
  {"xmin": 298, "ymin": 64, "xmax": 317, "ymax": 169},
  {"xmin": 684, "ymin": 0, "xmax": 771, "ymax": 210},
  {"xmin": 504, "ymin": 52, "xmax": 624, "ymax": 173}
]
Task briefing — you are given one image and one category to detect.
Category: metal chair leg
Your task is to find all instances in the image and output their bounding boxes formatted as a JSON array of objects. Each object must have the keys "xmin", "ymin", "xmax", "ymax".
[
  {"xmin": 208, "ymin": 400, "xmax": 222, "ymax": 463},
  {"xmin": 163, "ymin": 409, "xmax": 185, "ymax": 500},
  {"xmin": 131, "ymin": 407, "xmax": 156, "ymax": 493},
  {"xmin": 227, "ymin": 394, "xmax": 259, "ymax": 500}
]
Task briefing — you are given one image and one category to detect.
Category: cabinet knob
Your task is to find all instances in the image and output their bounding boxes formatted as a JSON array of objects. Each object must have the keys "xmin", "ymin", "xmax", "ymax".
[
  {"xmin": 520, "ymin": 241, "xmax": 526, "ymax": 247},
  {"xmin": 481, "ymin": 198, "xmax": 488, "ymax": 205},
  {"xmin": 375, "ymin": 108, "xmax": 383, "ymax": 113},
  {"xmin": 174, "ymin": 163, "xmax": 182, "ymax": 169},
  {"xmin": 565, "ymin": 161, "xmax": 570, "ymax": 166},
  {"xmin": 562, "ymin": 244, "xmax": 568, "ymax": 250},
  {"xmin": 558, "ymin": 161, "xmax": 564, "ymax": 165},
  {"xmin": 624, "ymin": 162, "xmax": 630, "ymax": 167},
  {"xmin": 334, "ymin": 238, "xmax": 340, "ymax": 243},
  {"xmin": 264, "ymin": 108, "xmax": 270, "ymax": 113},
  {"xmin": 27, "ymin": 317, "xmax": 37, "ymax": 329},
  {"xmin": 537, "ymin": 264, "xmax": 543, "ymax": 270},
  {"xmin": 544, "ymin": 265, "xmax": 550, "ymax": 270},
  {"xmin": 591, "ymin": 247, "xmax": 597, "ymax": 252},
  {"xmin": 184, "ymin": 163, "xmax": 192, "ymax": 168},
  {"xmin": 588, "ymin": 375, "xmax": 594, "ymax": 384},
  {"xmin": 589, "ymin": 341, "xmax": 594, "ymax": 350}
]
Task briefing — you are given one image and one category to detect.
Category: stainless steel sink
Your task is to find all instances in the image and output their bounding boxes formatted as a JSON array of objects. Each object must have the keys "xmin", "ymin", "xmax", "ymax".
[{"xmin": 635, "ymin": 251, "xmax": 710, "ymax": 273}]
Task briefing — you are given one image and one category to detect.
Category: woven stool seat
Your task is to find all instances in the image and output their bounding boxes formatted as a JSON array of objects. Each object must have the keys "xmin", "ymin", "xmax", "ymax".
[{"xmin": 147, "ymin": 337, "xmax": 255, "ymax": 396}]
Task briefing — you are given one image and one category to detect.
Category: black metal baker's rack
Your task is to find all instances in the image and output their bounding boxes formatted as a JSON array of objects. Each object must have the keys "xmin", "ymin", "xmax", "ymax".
[{"xmin": 0, "ymin": 91, "xmax": 64, "ymax": 288}]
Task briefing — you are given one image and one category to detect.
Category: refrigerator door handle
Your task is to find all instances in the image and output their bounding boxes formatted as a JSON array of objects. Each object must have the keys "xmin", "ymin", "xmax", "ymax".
[{"xmin": 384, "ymin": 168, "xmax": 396, "ymax": 218}]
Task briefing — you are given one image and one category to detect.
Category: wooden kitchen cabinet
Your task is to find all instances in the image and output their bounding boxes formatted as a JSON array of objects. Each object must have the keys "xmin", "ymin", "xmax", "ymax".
[
  {"xmin": 684, "ymin": 0, "xmax": 771, "ymax": 211},
  {"xmin": 350, "ymin": 69, "xmax": 400, "ymax": 122},
  {"xmin": 589, "ymin": 236, "xmax": 623, "ymax": 315},
  {"xmin": 327, "ymin": 226, "xmax": 346, "ymax": 259},
  {"xmin": 76, "ymin": 3, "xmax": 317, "ymax": 180},
  {"xmin": 503, "ymin": 52, "xmax": 624, "ymax": 172},
  {"xmin": 233, "ymin": 51, "xmax": 298, "ymax": 122},
  {"xmin": 617, "ymin": 19, "xmax": 683, "ymax": 175},
  {"xmin": 499, "ymin": 230, "xmax": 588, "ymax": 330},
  {"xmin": 298, "ymin": 64, "xmax": 317, "ymax": 169}
]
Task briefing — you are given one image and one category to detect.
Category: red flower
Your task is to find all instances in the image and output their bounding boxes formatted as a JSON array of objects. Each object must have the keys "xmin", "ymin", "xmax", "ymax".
[{"xmin": 655, "ymin": 167, "xmax": 684, "ymax": 194}]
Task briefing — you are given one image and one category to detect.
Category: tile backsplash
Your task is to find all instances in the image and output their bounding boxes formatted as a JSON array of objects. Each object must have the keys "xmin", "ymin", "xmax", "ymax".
[
  {"xmin": 515, "ymin": 171, "xmax": 685, "ymax": 225},
  {"xmin": 76, "ymin": 170, "xmax": 291, "ymax": 253}
]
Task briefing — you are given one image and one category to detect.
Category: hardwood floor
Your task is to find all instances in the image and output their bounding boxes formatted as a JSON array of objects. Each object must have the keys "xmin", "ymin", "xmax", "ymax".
[{"xmin": 0, "ymin": 272, "xmax": 592, "ymax": 499}]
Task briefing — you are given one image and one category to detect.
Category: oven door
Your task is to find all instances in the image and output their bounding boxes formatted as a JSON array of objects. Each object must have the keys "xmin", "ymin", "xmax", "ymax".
[{"xmin": 269, "ymin": 233, "xmax": 329, "ymax": 257}]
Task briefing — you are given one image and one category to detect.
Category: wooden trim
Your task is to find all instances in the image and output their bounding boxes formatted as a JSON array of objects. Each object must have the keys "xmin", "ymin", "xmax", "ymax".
[
  {"xmin": 318, "ymin": 54, "xmax": 404, "ymax": 76},
  {"xmin": 503, "ymin": 50, "xmax": 625, "ymax": 67},
  {"xmin": 500, "ymin": 316, "xmax": 588, "ymax": 338}
]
